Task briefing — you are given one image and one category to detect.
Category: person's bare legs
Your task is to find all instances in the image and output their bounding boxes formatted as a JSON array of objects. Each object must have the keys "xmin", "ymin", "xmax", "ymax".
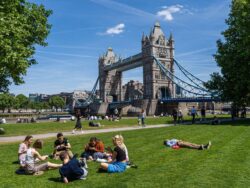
[
  {"xmin": 100, "ymin": 162, "xmax": 108, "ymax": 170},
  {"xmin": 177, "ymin": 140, "xmax": 202, "ymax": 149},
  {"xmin": 47, "ymin": 162, "xmax": 62, "ymax": 169}
]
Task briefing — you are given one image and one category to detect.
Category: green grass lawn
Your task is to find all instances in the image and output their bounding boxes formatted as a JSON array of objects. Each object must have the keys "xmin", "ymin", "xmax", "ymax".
[
  {"xmin": 0, "ymin": 114, "xmax": 231, "ymax": 136},
  {"xmin": 0, "ymin": 121, "xmax": 250, "ymax": 188}
]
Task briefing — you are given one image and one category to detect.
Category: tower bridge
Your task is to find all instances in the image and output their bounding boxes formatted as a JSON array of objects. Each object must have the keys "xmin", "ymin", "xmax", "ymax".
[{"xmin": 75, "ymin": 22, "xmax": 219, "ymax": 115}]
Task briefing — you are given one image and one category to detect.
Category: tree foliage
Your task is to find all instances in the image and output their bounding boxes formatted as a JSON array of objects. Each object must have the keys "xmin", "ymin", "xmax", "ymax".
[
  {"xmin": 205, "ymin": 0, "xmax": 250, "ymax": 107},
  {"xmin": 0, "ymin": 93, "xmax": 15, "ymax": 112},
  {"xmin": 49, "ymin": 96, "xmax": 65, "ymax": 111},
  {"xmin": 15, "ymin": 94, "xmax": 29, "ymax": 109},
  {"xmin": 0, "ymin": 0, "xmax": 52, "ymax": 91}
]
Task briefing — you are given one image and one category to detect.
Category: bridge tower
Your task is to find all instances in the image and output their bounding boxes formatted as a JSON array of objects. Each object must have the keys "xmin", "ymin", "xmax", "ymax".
[
  {"xmin": 141, "ymin": 22, "xmax": 175, "ymax": 100},
  {"xmin": 99, "ymin": 47, "xmax": 122, "ymax": 102}
]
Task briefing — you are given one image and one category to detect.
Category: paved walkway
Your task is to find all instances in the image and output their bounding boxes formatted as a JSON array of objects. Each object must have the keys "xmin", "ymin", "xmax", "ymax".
[{"xmin": 0, "ymin": 124, "xmax": 173, "ymax": 143}]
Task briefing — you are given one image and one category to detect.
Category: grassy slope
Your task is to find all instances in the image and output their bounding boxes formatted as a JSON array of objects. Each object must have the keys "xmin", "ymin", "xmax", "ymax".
[
  {"xmin": 0, "ymin": 122, "xmax": 250, "ymax": 188},
  {"xmin": 0, "ymin": 115, "xmax": 231, "ymax": 137}
]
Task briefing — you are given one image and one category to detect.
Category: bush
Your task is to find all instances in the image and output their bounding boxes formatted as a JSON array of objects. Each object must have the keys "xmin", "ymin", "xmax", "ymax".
[{"xmin": 0, "ymin": 128, "xmax": 5, "ymax": 135}]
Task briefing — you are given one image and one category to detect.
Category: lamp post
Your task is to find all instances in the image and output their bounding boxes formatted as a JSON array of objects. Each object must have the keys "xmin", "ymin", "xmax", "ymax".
[{"xmin": 160, "ymin": 101, "xmax": 163, "ymax": 116}]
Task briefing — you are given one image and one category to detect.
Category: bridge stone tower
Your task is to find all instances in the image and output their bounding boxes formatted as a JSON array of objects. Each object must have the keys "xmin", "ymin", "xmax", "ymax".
[
  {"xmin": 141, "ymin": 22, "xmax": 175, "ymax": 100},
  {"xmin": 99, "ymin": 47, "xmax": 122, "ymax": 102}
]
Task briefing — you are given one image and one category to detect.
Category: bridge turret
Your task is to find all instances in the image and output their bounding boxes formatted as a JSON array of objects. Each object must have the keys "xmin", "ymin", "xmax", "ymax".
[
  {"xmin": 141, "ymin": 22, "xmax": 175, "ymax": 101},
  {"xmin": 99, "ymin": 48, "xmax": 122, "ymax": 103}
]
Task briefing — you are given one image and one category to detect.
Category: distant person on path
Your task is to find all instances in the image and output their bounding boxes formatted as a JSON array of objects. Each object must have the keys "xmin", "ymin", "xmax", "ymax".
[
  {"xmin": 177, "ymin": 109, "xmax": 183, "ymax": 123},
  {"xmin": 191, "ymin": 106, "xmax": 197, "ymax": 124},
  {"xmin": 164, "ymin": 138, "xmax": 211, "ymax": 150},
  {"xmin": 99, "ymin": 135, "xmax": 127, "ymax": 173},
  {"xmin": 59, "ymin": 151, "xmax": 88, "ymax": 183},
  {"xmin": 52, "ymin": 133, "xmax": 73, "ymax": 159},
  {"xmin": 172, "ymin": 108, "xmax": 178, "ymax": 125},
  {"xmin": 141, "ymin": 109, "xmax": 146, "ymax": 127},
  {"xmin": 72, "ymin": 114, "xmax": 83, "ymax": 134},
  {"xmin": 24, "ymin": 139, "xmax": 62, "ymax": 175},
  {"xmin": 200, "ymin": 106, "xmax": 206, "ymax": 122},
  {"xmin": 18, "ymin": 135, "xmax": 33, "ymax": 168}
]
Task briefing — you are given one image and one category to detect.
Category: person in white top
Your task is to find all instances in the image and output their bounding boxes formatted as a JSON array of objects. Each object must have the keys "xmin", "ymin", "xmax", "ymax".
[
  {"xmin": 24, "ymin": 139, "xmax": 62, "ymax": 175},
  {"xmin": 0, "ymin": 118, "xmax": 6, "ymax": 124},
  {"xmin": 18, "ymin": 135, "xmax": 33, "ymax": 167},
  {"xmin": 141, "ymin": 109, "xmax": 146, "ymax": 127}
]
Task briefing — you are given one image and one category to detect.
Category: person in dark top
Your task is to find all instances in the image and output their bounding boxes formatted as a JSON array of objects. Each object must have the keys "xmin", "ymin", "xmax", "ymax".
[
  {"xmin": 172, "ymin": 108, "xmax": 178, "ymax": 125},
  {"xmin": 53, "ymin": 133, "xmax": 73, "ymax": 159},
  {"xmin": 200, "ymin": 106, "xmax": 206, "ymax": 122},
  {"xmin": 99, "ymin": 135, "xmax": 127, "ymax": 173},
  {"xmin": 72, "ymin": 114, "xmax": 83, "ymax": 134},
  {"xmin": 59, "ymin": 151, "xmax": 88, "ymax": 183}
]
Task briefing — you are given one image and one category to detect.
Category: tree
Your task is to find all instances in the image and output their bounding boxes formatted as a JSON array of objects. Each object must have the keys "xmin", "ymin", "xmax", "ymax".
[
  {"xmin": 49, "ymin": 96, "xmax": 65, "ymax": 112},
  {"xmin": 15, "ymin": 94, "xmax": 29, "ymax": 110},
  {"xmin": 0, "ymin": 0, "xmax": 52, "ymax": 91},
  {"xmin": 0, "ymin": 93, "xmax": 15, "ymax": 113},
  {"xmin": 41, "ymin": 102, "xmax": 50, "ymax": 112},
  {"xmin": 205, "ymin": 0, "xmax": 250, "ymax": 107}
]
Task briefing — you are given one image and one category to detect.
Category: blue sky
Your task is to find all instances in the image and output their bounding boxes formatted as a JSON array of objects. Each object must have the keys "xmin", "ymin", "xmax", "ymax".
[{"xmin": 10, "ymin": 0, "xmax": 231, "ymax": 96}]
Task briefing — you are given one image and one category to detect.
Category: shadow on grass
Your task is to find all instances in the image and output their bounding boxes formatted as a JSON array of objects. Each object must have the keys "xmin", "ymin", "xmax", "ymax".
[
  {"xmin": 48, "ymin": 177, "xmax": 61, "ymax": 182},
  {"xmin": 12, "ymin": 160, "xmax": 19, "ymax": 164}
]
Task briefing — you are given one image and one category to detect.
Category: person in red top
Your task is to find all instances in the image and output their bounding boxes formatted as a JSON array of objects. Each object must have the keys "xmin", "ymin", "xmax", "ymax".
[{"xmin": 80, "ymin": 137, "xmax": 105, "ymax": 161}]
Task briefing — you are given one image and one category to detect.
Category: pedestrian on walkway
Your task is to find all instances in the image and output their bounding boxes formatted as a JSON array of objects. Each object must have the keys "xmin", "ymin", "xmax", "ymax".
[
  {"xmin": 200, "ymin": 106, "xmax": 206, "ymax": 122},
  {"xmin": 72, "ymin": 113, "xmax": 83, "ymax": 134},
  {"xmin": 172, "ymin": 108, "xmax": 178, "ymax": 125},
  {"xmin": 191, "ymin": 106, "xmax": 197, "ymax": 124},
  {"xmin": 141, "ymin": 109, "xmax": 146, "ymax": 127}
]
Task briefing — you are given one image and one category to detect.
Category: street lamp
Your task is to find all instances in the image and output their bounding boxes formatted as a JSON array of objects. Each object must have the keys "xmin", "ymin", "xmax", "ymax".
[{"xmin": 160, "ymin": 101, "xmax": 163, "ymax": 116}]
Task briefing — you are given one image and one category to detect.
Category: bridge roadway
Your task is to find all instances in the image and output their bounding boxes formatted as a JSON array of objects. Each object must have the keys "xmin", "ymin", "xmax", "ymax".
[
  {"xmin": 104, "ymin": 53, "xmax": 143, "ymax": 72},
  {"xmin": 109, "ymin": 97, "xmax": 221, "ymax": 109}
]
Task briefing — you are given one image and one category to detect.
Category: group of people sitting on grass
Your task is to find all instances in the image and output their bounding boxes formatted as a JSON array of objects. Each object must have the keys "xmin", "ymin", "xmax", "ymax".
[
  {"xmin": 17, "ymin": 133, "xmax": 133, "ymax": 183},
  {"xmin": 17, "ymin": 132, "xmax": 211, "ymax": 183}
]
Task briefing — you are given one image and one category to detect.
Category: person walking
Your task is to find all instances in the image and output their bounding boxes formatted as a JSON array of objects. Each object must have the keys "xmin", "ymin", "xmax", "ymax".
[
  {"xmin": 72, "ymin": 114, "xmax": 83, "ymax": 134},
  {"xmin": 141, "ymin": 109, "xmax": 146, "ymax": 127},
  {"xmin": 172, "ymin": 109, "xmax": 178, "ymax": 125},
  {"xmin": 191, "ymin": 106, "xmax": 197, "ymax": 124},
  {"xmin": 200, "ymin": 106, "xmax": 206, "ymax": 122},
  {"xmin": 177, "ymin": 109, "xmax": 183, "ymax": 123}
]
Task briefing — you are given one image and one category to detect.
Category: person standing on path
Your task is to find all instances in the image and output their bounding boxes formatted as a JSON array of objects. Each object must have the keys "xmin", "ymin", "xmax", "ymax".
[
  {"xmin": 141, "ymin": 109, "xmax": 146, "ymax": 127},
  {"xmin": 200, "ymin": 106, "xmax": 206, "ymax": 122},
  {"xmin": 191, "ymin": 106, "xmax": 197, "ymax": 124},
  {"xmin": 72, "ymin": 113, "xmax": 83, "ymax": 134},
  {"xmin": 172, "ymin": 109, "xmax": 178, "ymax": 125}
]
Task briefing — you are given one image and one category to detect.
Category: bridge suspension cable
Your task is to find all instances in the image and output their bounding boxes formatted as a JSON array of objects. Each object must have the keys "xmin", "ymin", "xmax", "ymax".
[
  {"xmin": 75, "ymin": 76, "xmax": 99, "ymax": 107},
  {"xmin": 173, "ymin": 59, "xmax": 206, "ymax": 90},
  {"xmin": 151, "ymin": 56, "xmax": 212, "ymax": 97}
]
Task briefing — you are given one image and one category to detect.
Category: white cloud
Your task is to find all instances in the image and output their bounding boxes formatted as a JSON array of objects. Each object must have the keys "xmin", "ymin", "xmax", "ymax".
[
  {"xmin": 157, "ymin": 4, "xmax": 183, "ymax": 21},
  {"xmin": 105, "ymin": 23, "xmax": 125, "ymax": 35}
]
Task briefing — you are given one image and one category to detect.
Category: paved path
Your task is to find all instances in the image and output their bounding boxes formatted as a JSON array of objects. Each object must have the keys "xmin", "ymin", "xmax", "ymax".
[{"xmin": 0, "ymin": 124, "xmax": 173, "ymax": 143}]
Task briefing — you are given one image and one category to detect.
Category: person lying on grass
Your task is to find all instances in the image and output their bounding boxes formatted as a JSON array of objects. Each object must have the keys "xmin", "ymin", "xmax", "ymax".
[
  {"xmin": 163, "ymin": 139, "xmax": 211, "ymax": 150},
  {"xmin": 24, "ymin": 139, "xmax": 62, "ymax": 175},
  {"xmin": 18, "ymin": 135, "xmax": 33, "ymax": 168},
  {"xmin": 52, "ymin": 132, "xmax": 73, "ymax": 159},
  {"xmin": 80, "ymin": 137, "xmax": 105, "ymax": 161},
  {"xmin": 99, "ymin": 135, "xmax": 127, "ymax": 173},
  {"xmin": 59, "ymin": 151, "xmax": 88, "ymax": 184}
]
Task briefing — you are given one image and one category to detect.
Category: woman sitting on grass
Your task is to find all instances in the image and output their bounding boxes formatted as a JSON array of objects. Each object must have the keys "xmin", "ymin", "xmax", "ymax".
[
  {"xmin": 24, "ymin": 139, "xmax": 62, "ymax": 175},
  {"xmin": 99, "ymin": 135, "xmax": 127, "ymax": 173},
  {"xmin": 18, "ymin": 135, "xmax": 33, "ymax": 168}
]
